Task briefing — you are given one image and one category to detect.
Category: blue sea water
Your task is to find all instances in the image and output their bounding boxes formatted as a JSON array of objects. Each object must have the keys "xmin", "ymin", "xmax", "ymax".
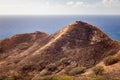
[{"xmin": 0, "ymin": 15, "xmax": 120, "ymax": 41}]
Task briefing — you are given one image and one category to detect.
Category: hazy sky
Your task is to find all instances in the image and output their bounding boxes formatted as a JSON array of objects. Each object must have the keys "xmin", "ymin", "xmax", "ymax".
[{"xmin": 0, "ymin": 0, "xmax": 120, "ymax": 15}]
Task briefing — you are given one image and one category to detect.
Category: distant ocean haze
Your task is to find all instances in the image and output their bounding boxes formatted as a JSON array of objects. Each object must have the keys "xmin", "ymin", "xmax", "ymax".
[{"xmin": 0, "ymin": 15, "xmax": 120, "ymax": 41}]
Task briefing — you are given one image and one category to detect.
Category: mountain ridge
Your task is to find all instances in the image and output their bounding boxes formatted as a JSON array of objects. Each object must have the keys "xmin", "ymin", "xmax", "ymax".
[{"xmin": 0, "ymin": 21, "xmax": 120, "ymax": 80}]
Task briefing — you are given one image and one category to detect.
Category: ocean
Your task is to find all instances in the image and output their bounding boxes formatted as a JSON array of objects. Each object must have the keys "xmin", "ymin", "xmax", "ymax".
[{"xmin": 0, "ymin": 15, "xmax": 120, "ymax": 41}]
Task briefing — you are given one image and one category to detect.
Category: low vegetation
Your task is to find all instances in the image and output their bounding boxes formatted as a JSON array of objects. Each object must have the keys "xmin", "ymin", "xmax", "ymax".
[
  {"xmin": 92, "ymin": 66, "xmax": 105, "ymax": 75},
  {"xmin": 68, "ymin": 66, "xmax": 86, "ymax": 76},
  {"xmin": 38, "ymin": 61, "xmax": 47, "ymax": 71},
  {"xmin": 6, "ymin": 75, "xmax": 22, "ymax": 80},
  {"xmin": 46, "ymin": 64, "xmax": 57, "ymax": 72},
  {"xmin": 78, "ymin": 72, "xmax": 120, "ymax": 80},
  {"xmin": 17, "ymin": 42, "xmax": 30, "ymax": 50},
  {"xmin": 79, "ymin": 75, "xmax": 104, "ymax": 80},
  {"xmin": 59, "ymin": 58, "xmax": 70, "ymax": 66},
  {"xmin": 104, "ymin": 56, "xmax": 119, "ymax": 66},
  {"xmin": 32, "ymin": 75, "xmax": 75, "ymax": 80},
  {"xmin": 0, "ymin": 74, "xmax": 22, "ymax": 80},
  {"xmin": 33, "ymin": 74, "xmax": 120, "ymax": 80},
  {"xmin": 21, "ymin": 62, "xmax": 35, "ymax": 72}
]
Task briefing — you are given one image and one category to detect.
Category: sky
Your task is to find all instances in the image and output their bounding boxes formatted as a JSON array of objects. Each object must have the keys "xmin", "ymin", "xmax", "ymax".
[{"xmin": 0, "ymin": 0, "xmax": 120, "ymax": 15}]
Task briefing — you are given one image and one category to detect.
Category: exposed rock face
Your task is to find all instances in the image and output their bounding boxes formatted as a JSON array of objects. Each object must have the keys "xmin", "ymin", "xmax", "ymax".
[{"xmin": 0, "ymin": 21, "xmax": 119, "ymax": 79}]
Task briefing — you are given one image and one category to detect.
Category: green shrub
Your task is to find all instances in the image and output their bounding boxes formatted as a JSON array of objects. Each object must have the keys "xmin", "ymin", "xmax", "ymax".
[
  {"xmin": 46, "ymin": 64, "xmax": 57, "ymax": 72},
  {"xmin": 68, "ymin": 66, "xmax": 86, "ymax": 76},
  {"xmin": 104, "ymin": 56, "xmax": 119, "ymax": 66},
  {"xmin": 5, "ymin": 75, "xmax": 22, "ymax": 80},
  {"xmin": 17, "ymin": 43, "xmax": 29, "ymax": 50},
  {"xmin": 32, "ymin": 75, "xmax": 75, "ymax": 80},
  {"xmin": 92, "ymin": 66, "xmax": 105, "ymax": 75},
  {"xmin": 32, "ymin": 75, "xmax": 52, "ymax": 80},
  {"xmin": 78, "ymin": 74, "xmax": 120, "ymax": 80},
  {"xmin": 78, "ymin": 76, "xmax": 104, "ymax": 80},
  {"xmin": 52, "ymin": 75, "xmax": 75, "ymax": 80},
  {"xmin": 21, "ymin": 63, "xmax": 35, "ymax": 72},
  {"xmin": 38, "ymin": 61, "xmax": 47, "ymax": 71},
  {"xmin": 59, "ymin": 58, "xmax": 70, "ymax": 66},
  {"xmin": 78, "ymin": 77, "xmax": 93, "ymax": 80}
]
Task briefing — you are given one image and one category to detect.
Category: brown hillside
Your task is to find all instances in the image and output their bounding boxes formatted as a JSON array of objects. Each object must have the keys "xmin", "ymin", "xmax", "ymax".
[
  {"xmin": 0, "ymin": 21, "xmax": 119, "ymax": 80},
  {"xmin": 0, "ymin": 31, "xmax": 48, "ymax": 60}
]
